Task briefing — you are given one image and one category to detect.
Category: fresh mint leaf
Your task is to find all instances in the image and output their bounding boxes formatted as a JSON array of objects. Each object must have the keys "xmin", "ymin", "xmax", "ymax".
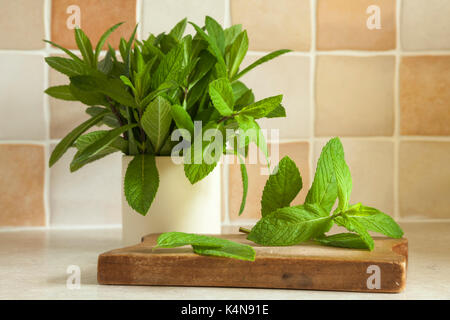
[
  {"xmin": 247, "ymin": 206, "xmax": 333, "ymax": 246},
  {"xmin": 75, "ymin": 27, "xmax": 95, "ymax": 67},
  {"xmin": 170, "ymin": 104, "xmax": 194, "ymax": 139},
  {"xmin": 49, "ymin": 110, "xmax": 109, "ymax": 167},
  {"xmin": 124, "ymin": 154, "xmax": 159, "ymax": 215},
  {"xmin": 228, "ymin": 30, "xmax": 248, "ymax": 79},
  {"xmin": 141, "ymin": 96, "xmax": 173, "ymax": 153},
  {"xmin": 238, "ymin": 155, "xmax": 248, "ymax": 216},
  {"xmin": 337, "ymin": 204, "xmax": 404, "ymax": 239},
  {"xmin": 315, "ymin": 233, "xmax": 369, "ymax": 249},
  {"xmin": 239, "ymin": 95, "xmax": 283, "ymax": 119},
  {"xmin": 265, "ymin": 104, "xmax": 286, "ymax": 118},
  {"xmin": 151, "ymin": 42, "xmax": 185, "ymax": 89},
  {"xmin": 333, "ymin": 214, "xmax": 374, "ymax": 251},
  {"xmin": 209, "ymin": 77, "xmax": 234, "ymax": 116},
  {"xmin": 261, "ymin": 156, "xmax": 302, "ymax": 216},
  {"xmin": 205, "ymin": 16, "xmax": 225, "ymax": 56},
  {"xmin": 94, "ymin": 22, "xmax": 124, "ymax": 64},
  {"xmin": 156, "ymin": 232, "xmax": 255, "ymax": 261},
  {"xmin": 45, "ymin": 85, "xmax": 76, "ymax": 101},
  {"xmin": 232, "ymin": 49, "xmax": 291, "ymax": 81},
  {"xmin": 169, "ymin": 18, "xmax": 187, "ymax": 41},
  {"xmin": 224, "ymin": 24, "xmax": 242, "ymax": 47},
  {"xmin": 305, "ymin": 138, "xmax": 339, "ymax": 212},
  {"xmin": 45, "ymin": 57, "xmax": 89, "ymax": 77}
]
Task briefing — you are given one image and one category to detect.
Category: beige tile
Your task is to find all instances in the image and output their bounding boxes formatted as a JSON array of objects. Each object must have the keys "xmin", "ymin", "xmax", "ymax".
[
  {"xmin": 0, "ymin": 0, "xmax": 45, "ymax": 50},
  {"xmin": 228, "ymin": 142, "xmax": 310, "ymax": 221},
  {"xmin": 399, "ymin": 141, "xmax": 450, "ymax": 219},
  {"xmin": 315, "ymin": 56, "xmax": 395, "ymax": 137},
  {"xmin": 51, "ymin": 0, "xmax": 137, "ymax": 49},
  {"xmin": 50, "ymin": 145, "xmax": 122, "ymax": 226},
  {"xmin": 400, "ymin": 56, "xmax": 450, "ymax": 136},
  {"xmin": 240, "ymin": 54, "xmax": 310, "ymax": 139},
  {"xmin": 314, "ymin": 139, "xmax": 394, "ymax": 216},
  {"xmin": 0, "ymin": 144, "xmax": 45, "ymax": 226},
  {"xmin": 231, "ymin": 0, "xmax": 310, "ymax": 51},
  {"xmin": 0, "ymin": 54, "xmax": 46, "ymax": 140},
  {"xmin": 142, "ymin": 0, "xmax": 225, "ymax": 38},
  {"xmin": 401, "ymin": 0, "xmax": 450, "ymax": 51},
  {"xmin": 317, "ymin": 0, "xmax": 396, "ymax": 51},
  {"xmin": 48, "ymin": 59, "xmax": 91, "ymax": 139}
]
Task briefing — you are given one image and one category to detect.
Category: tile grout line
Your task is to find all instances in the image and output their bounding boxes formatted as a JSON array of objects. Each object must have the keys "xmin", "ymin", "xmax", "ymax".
[
  {"xmin": 222, "ymin": 0, "xmax": 231, "ymax": 225},
  {"xmin": 309, "ymin": 0, "xmax": 317, "ymax": 187},
  {"xmin": 43, "ymin": 0, "xmax": 52, "ymax": 228},
  {"xmin": 393, "ymin": 0, "xmax": 402, "ymax": 221}
]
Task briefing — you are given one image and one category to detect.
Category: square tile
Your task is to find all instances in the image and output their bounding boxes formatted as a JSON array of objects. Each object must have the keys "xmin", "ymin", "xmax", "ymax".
[
  {"xmin": 315, "ymin": 56, "xmax": 395, "ymax": 137},
  {"xmin": 399, "ymin": 141, "xmax": 450, "ymax": 219},
  {"xmin": 0, "ymin": 144, "xmax": 45, "ymax": 227},
  {"xmin": 142, "ymin": 0, "xmax": 225, "ymax": 38},
  {"xmin": 314, "ymin": 139, "xmax": 395, "ymax": 216},
  {"xmin": 400, "ymin": 56, "xmax": 450, "ymax": 136},
  {"xmin": 317, "ymin": 0, "xmax": 396, "ymax": 51},
  {"xmin": 0, "ymin": 54, "xmax": 46, "ymax": 140},
  {"xmin": 50, "ymin": 145, "xmax": 122, "ymax": 226},
  {"xmin": 228, "ymin": 142, "xmax": 310, "ymax": 221},
  {"xmin": 0, "ymin": 0, "xmax": 46, "ymax": 49},
  {"xmin": 48, "ymin": 56, "xmax": 91, "ymax": 139},
  {"xmin": 231, "ymin": 0, "xmax": 310, "ymax": 51},
  {"xmin": 51, "ymin": 0, "xmax": 137, "ymax": 50},
  {"xmin": 401, "ymin": 0, "xmax": 450, "ymax": 51},
  {"xmin": 240, "ymin": 54, "xmax": 310, "ymax": 139}
]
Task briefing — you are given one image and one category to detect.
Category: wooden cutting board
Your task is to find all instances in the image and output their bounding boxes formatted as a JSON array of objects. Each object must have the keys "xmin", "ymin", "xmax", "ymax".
[{"xmin": 97, "ymin": 233, "xmax": 408, "ymax": 293}]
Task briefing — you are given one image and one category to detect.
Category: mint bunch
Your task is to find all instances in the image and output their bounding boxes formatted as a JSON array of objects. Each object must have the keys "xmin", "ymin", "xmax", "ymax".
[
  {"xmin": 155, "ymin": 232, "xmax": 255, "ymax": 261},
  {"xmin": 246, "ymin": 137, "xmax": 404, "ymax": 251}
]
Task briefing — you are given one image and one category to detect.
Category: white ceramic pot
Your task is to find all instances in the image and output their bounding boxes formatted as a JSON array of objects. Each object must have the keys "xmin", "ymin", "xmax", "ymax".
[{"xmin": 121, "ymin": 156, "xmax": 221, "ymax": 245}]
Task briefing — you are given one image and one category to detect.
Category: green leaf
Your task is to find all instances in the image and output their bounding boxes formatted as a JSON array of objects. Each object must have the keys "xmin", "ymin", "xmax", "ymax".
[
  {"xmin": 94, "ymin": 22, "xmax": 124, "ymax": 63},
  {"xmin": 261, "ymin": 156, "xmax": 302, "ymax": 216},
  {"xmin": 69, "ymin": 82, "xmax": 108, "ymax": 106},
  {"xmin": 239, "ymin": 95, "xmax": 283, "ymax": 119},
  {"xmin": 124, "ymin": 154, "xmax": 159, "ymax": 215},
  {"xmin": 208, "ymin": 77, "xmax": 234, "ymax": 116},
  {"xmin": 333, "ymin": 214, "xmax": 374, "ymax": 251},
  {"xmin": 49, "ymin": 110, "xmax": 109, "ymax": 167},
  {"xmin": 152, "ymin": 42, "xmax": 185, "ymax": 89},
  {"xmin": 169, "ymin": 18, "xmax": 187, "ymax": 41},
  {"xmin": 44, "ymin": 40, "xmax": 83, "ymax": 62},
  {"xmin": 328, "ymin": 137, "xmax": 352, "ymax": 211},
  {"xmin": 141, "ymin": 96, "xmax": 173, "ymax": 152},
  {"xmin": 184, "ymin": 161, "xmax": 217, "ymax": 185},
  {"xmin": 237, "ymin": 155, "xmax": 248, "ymax": 216},
  {"xmin": 170, "ymin": 104, "xmax": 194, "ymax": 138},
  {"xmin": 74, "ymin": 130, "xmax": 126, "ymax": 153},
  {"xmin": 45, "ymin": 85, "xmax": 76, "ymax": 101},
  {"xmin": 205, "ymin": 16, "xmax": 225, "ymax": 55},
  {"xmin": 247, "ymin": 206, "xmax": 333, "ymax": 246},
  {"xmin": 70, "ymin": 75, "xmax": 137, "ymax": 108},
  {"xmin": 232, "ymin": 49, "xmax": 291, "ymax": 81},
  {"xmin": 336, "ymin": 204, "xmax": 404, "ymax": 239},
  {"xmin": 70, "ymin": 125, "xmax": 135, "ymax": 171},
  {"xmin": 228, "ymin": 30, "xmax": 248, "ymax": 79},
  {"xmin": 156, "ymin": 232, "xmax": 255, "ymax": 261},
  {"xmin": 305, "ymin": 138, "xmax": 339, "ymax": 213},
  {"xmin": 45, "ymin": 56, "xmax": 89, "ymax": 77},
  {"xmin": 74, "ymin": 27, "xmax": 95, "ymax": 67},
  {"xmin": 235, "ymin": 115, "xmax": 268, "ymax": 160},
  {"xmin": 315, "ymin": 233, "xmax": 370, "ymax": 250},
  {"xmin": 86, "ymin": 107, "xmax": 120, "ymax": 128},
  {"xmin": 224, "ymin": 24, "xmax": 242, "ymax": 47},
  {"xmin": 266, "ymin": 104, "xmax": 286, "ymax": 118}
]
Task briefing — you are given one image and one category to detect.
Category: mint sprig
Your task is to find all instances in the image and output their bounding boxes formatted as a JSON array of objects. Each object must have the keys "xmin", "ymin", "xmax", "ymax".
[
  {"xmin": 246, "ymin": 137, "xmax": 404, "ymax": 251},
  {"xmin": 155, "ymin": 232, "xmax": 255, "ymax": 261}
]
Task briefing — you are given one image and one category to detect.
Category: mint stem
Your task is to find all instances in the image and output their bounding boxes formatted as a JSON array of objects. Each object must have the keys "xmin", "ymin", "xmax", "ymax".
[{"xmin": 239, "ymin": 227, "xmax": 251, "ymax": 234}]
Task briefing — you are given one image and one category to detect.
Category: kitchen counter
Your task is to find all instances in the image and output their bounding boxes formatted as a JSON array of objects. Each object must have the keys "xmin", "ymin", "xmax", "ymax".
[{"xmin": 0, "ymin": 222, "xmax": 449, "ymax": 300}]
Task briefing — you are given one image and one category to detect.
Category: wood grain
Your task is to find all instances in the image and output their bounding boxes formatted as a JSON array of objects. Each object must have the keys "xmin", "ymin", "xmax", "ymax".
[{"xmin": 97, "ymin": 234, "xmax": 408, "ymax": 293}]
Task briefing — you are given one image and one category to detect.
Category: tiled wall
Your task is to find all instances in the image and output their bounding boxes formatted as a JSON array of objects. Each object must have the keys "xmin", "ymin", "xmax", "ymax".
[{"xmin": 0, "ymin": 0, "xmax": 449, "ymax": 230}]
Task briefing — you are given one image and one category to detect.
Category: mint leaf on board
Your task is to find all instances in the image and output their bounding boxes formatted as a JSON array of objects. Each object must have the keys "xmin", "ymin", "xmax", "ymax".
[
  {"xmin": 124, "ymin": 154, "xmax": 159, "ymax": 216},
  {"xmin": 333, "ymin": 214, "xmax": 374, "ymax": 251},
  {"xmin": 247, "ymin": 206, "xmax": 333, "ymax": 246},
  {"xmin": 315, "ymin": 233, "xmax": 370, "ymax": 250},
  {"xmin": 305, "ymin": 138, "xmax": 339, "ymax": 212},
  {"xmin": 261, "ymin": 156, "xmax": 302, "ymax": 216},
  {"xmin": 336, "ymin": 203, "xmax": 404, "ymax": 239},
  {"xmin": 155, "ymin": 232, "xmax": 255, "ymax": 261}
]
